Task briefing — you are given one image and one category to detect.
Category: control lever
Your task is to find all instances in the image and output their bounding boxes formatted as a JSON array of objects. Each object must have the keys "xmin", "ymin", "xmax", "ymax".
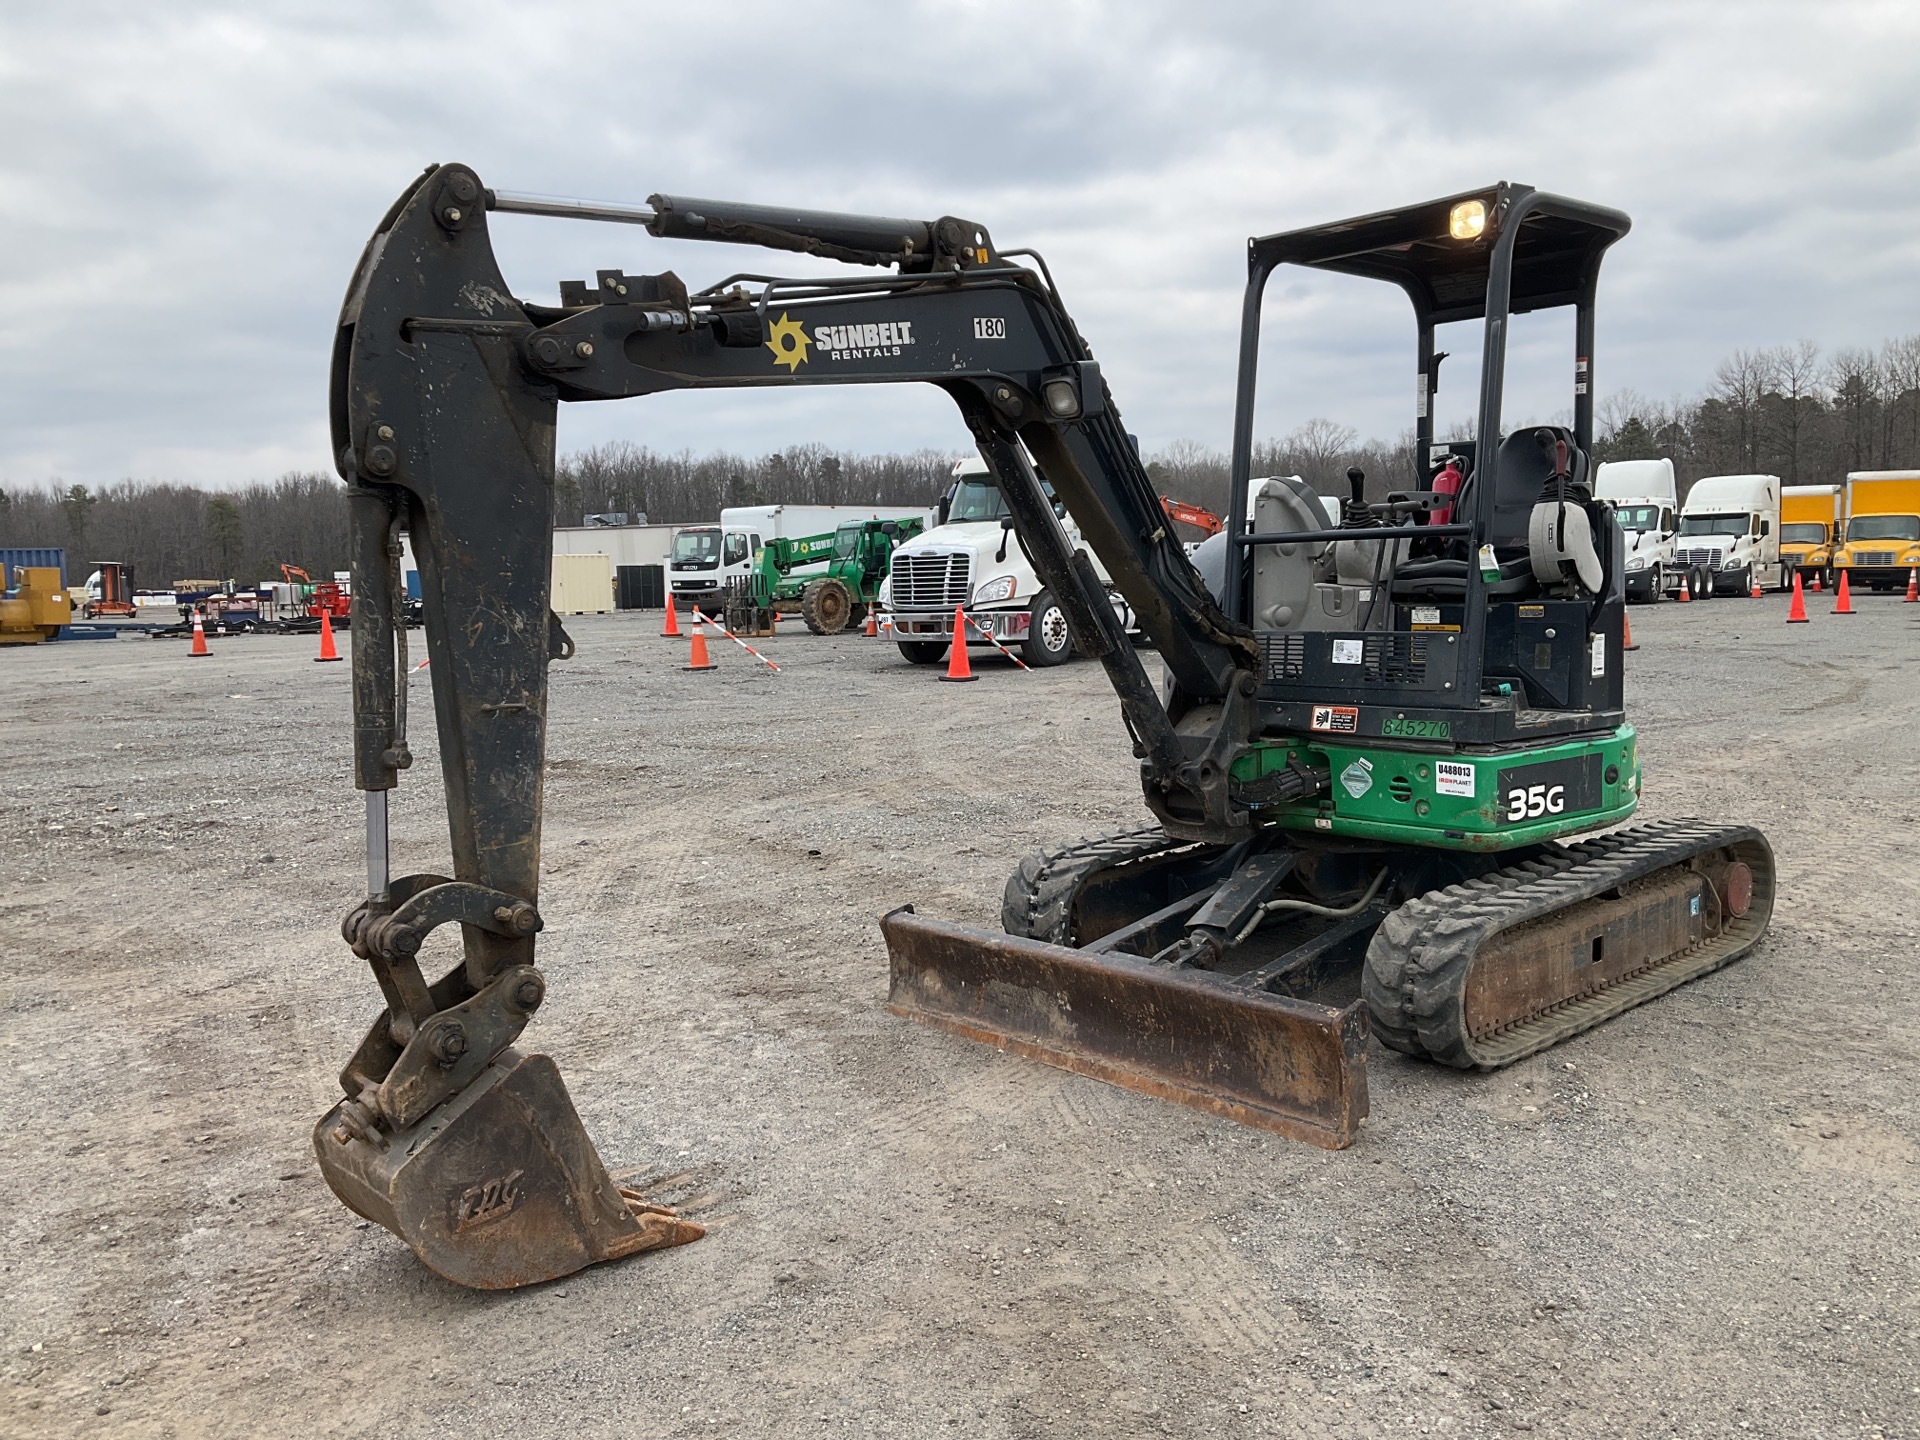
[
  {"xmin": 1341, "ymin": 466, "xmax": 1378, "ymax": 528},
  {"xmin": 1535, "ymin": 428, "xmax": 1570, "ymax": 481}
]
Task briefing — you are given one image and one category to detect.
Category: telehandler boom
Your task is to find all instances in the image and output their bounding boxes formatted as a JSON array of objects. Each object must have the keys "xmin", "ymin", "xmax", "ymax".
[{"xmin": 322, "ymin": 166, "xmax": 1773, "ymax": 1288}]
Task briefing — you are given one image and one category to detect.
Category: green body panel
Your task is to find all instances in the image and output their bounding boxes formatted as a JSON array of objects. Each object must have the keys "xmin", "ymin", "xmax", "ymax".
[{"xmin": 1233, "ymin": 725, "xmax": 1640, "ymax": 852}]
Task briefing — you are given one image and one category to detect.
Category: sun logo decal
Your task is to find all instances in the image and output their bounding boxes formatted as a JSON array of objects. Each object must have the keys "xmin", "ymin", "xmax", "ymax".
[{"xmin": 765, "ymin": 312, "xmax": 811, "ymax": 372}]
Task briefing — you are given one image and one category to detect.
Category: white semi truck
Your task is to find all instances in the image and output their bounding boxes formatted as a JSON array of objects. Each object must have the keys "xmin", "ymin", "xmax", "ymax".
[
  {"xmin": 883, "ymin": 461, "xmax": 1341, "ymax": 667},
  {"xmin": 1594, "ymin": 458, "xmax": 1679, "ymax": 602},
  {"xmin": 880, "ymin": 459, "xmax": 1124, "ymax": 665},
  {"xmin": 667, "ymin": 502, "xmax": 933, "ymax": 614},
  {"xmin": 1674, "ymin": 473, "xmax": 1781, "ymax": 597}
]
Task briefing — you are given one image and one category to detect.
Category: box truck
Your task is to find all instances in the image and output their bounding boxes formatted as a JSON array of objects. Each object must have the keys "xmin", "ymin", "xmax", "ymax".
[
  {"xmin": 1595, "ymin": 458, "xmax": 1679, "ymax": 602},
  {"xmin": 1674, "ymin": 474, "xmax": 1780, "ymax": 597},
  {"xmin": 667, "ymin": 503, "xmax": 934, "ymax": 614},
  {"xmin": 1832, "ymin": 471, "xmax": 1920, "ymax": 592},
  {"xmin": 1778, "ymin": 484, "xmax": 1843, "ymax": 590}
]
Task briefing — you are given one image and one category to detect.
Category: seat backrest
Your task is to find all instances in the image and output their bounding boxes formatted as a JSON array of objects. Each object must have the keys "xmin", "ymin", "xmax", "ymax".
[{"xmin": 1478, "ymin": 427, "xmax": 1588, "ymax": 547}]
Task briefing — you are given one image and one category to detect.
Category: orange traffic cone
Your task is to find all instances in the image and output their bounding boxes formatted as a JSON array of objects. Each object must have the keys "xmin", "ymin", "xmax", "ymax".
[
  {"xmin": 314, "ymin": 608, "xmax": 342, "ymax": 662},
  {"xmin": 863, "ymin": 607, "xmax": 878, "ymax": 637},
  {"xmin": 1750, "ymin": 571, "xmax": 1764, "ymax": 599},
  {"xmin": 1786, "ymin": 572, "xmax": 1809, "ymax": 623},
  {"xmin": 684, "ymin": 618, "xmax": 718, "ymax": 671},
  {"xmin": 1906, "ymin": 568, "xmax": 1918, "ymax": 603},
  {"xmin": 1834, "ymin": 570, "xmax": 1855, "ymax": 615},
  {"xmin": 1677, "ymin": 573, "xmax": 1691, "ymax": 603},
  {"xmin": 1622, "ymin": 610, "xmax": 1638, "ymax": 651},
  {"xmin": 661, "ymin": 593, "xmax": 682, "ymax": 638},
  {"xmin": 939, "ymin": 606, "xmax": 976, "ymax": 682},
  {"xmin": 188, "ymin": 611, "xmax": 211, "ymax": 657},
  {"xmin": 1812, "ymin": 572, "xmax": 1823, "ymax": 591}
]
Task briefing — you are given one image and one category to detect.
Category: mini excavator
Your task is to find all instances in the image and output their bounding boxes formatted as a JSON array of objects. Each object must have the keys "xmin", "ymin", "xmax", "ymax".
[{"xmin": 321, "ymin": 167, "xmax": 1774, "ymax": 1288}]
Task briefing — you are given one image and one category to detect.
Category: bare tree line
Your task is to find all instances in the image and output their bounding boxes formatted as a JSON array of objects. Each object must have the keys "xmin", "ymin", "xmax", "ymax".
[
  {"xmin": 557, "ymin": 442, "xmax": 960, "ymax": 523},
  {"xmin": 1594, "ymin": 335, "xmax": 1920, "ymax": 490},
  {"xmin": 0, "ymin": 473, "xmax": 347, "ymax": 588},
  {"xmin": 6, "ymin": 333, "xmax": 1918, "ymax": 586}
]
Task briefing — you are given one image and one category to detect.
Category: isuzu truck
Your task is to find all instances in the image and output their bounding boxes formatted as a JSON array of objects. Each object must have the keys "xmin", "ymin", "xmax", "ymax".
[
  {"xmin": 1778, "ymin": 484, "xmax": 1843, "ymax": 590},
  {"xmin": 1832, "ymin": 471, "xmax": 1920, "ymax": 592}
]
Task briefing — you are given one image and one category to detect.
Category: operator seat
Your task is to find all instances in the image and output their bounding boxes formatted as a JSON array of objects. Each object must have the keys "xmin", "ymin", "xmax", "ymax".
[{"xmin": 1389, "ymin": 426, "xmax": 1602, "ymax": 602}]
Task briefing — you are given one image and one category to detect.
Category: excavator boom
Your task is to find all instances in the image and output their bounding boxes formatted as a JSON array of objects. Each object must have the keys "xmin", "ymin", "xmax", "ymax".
[{"xmin": 321, "ymin": 163, "xmax": 1257, "ymax": 1286}]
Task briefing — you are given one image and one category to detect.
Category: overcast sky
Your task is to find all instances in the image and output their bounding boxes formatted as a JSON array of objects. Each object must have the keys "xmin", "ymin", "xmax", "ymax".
[{"xmin": 4, "ymin": 1, "xmax": 1917, "ymax": 488}]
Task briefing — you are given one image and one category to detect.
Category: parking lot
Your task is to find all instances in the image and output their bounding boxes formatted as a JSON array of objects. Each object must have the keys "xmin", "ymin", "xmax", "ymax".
[{"xmin": 1, "ymin": 597, "xmax": 1916, "ymax": 1438}]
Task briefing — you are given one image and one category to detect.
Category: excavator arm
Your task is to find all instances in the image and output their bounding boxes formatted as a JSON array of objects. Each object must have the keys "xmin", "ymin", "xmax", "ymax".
[{"xmin": 319, "ymin": 163, "xmax": 1258, "ymax": 1287}]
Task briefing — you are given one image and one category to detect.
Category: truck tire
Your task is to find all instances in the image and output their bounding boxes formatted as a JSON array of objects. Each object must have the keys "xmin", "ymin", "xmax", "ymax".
[
  {"xmin": 1691, "ymin": 565, "xmax": 1711, "ymax": 600},
  {"xmin": 847, "ymin": 602, "xmax": 869, "ymax": 630},
  {"xmin": 1648, "ymin": 563, "xmax": 1664, "ymax": 602},
  {"xmin": 799, "ymin": 578, "xmax": 854, "ymax": 634},
  {"xmin": 1022, "ymin": 591, "xmax": 1075, "ymax": 667},
  {"xmin": 898, "ymin": 639, "xmax": 947, "ymax": 664}
]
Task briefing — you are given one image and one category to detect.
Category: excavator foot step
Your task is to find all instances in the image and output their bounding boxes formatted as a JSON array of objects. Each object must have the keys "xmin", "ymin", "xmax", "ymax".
[
  {"xmin": 314, "ymin": 1048, "xmax": 702, "ymax": 1290},
  {"xmin": 882, "ymin": 907, "xmax": 1369, "ymax": 1149}
]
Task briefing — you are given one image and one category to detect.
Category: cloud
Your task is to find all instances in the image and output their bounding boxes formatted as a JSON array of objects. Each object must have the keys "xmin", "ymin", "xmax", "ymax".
[{"xmin": 2, "ymin": 0, "xmax": 1917, "ymax": 486}]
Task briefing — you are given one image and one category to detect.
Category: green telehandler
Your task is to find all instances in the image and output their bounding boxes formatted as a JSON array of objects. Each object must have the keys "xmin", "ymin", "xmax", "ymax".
[{"xmin": 724, "ymin": 515, "xmax": 924, "ymax": 635}]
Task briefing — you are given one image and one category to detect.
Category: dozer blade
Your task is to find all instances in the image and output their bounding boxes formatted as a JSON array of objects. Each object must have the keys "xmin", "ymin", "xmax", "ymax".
[
  {"xmin": 882, "ymin": 907, "xmax": 1368, "ymax": 1148},
  {"xmin": 314, "ymin": 1048, "xmax": 702, "ymax": 1290}
]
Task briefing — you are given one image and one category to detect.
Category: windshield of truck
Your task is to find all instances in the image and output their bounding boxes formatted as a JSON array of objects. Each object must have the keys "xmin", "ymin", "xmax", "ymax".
[
  {"xmin": 1780, "ymin": 523, "xmax": 1827, "ymax": 545},
  {"xmin": 949, "ymin": 477, "xmax": 1010, "ymax": 522},
  {"xmin": 1678, "ymin": 512, "xmax": 1747, "ymax": 537},
  {"xmin": 671, "ymin": 529, "xmax": 720, "ymax": 567},
  {"xmin": 833, "ymin": 523, "xmax": 861, "ymax": 560},
  {"xmin": 947, "ymin": 475, "xmax": 1061, "ymax": 523},
  {"xmin": 1615, "ymin": 505, "xmax": 1662, "ymax": 532},
  {"xmin": 1847, "ymin": 515, "xmax": 1920, "ymax": 542}
]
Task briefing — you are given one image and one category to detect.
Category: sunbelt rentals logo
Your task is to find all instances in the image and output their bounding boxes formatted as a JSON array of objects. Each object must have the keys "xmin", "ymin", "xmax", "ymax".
[
  {"xmin": 767, "ymin": 314, "xmax": 918, "ymax": 372},
  {"xmin": 765, "ymin": 313, "xmax": 811, "ymax": 372}
]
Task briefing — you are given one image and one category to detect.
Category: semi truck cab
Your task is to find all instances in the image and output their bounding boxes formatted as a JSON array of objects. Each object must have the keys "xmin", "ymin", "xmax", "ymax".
[
  {"xmin": 879, "ymin": 459, "xmax": 1133, "ymax": 667},
  {"xmin": 1674, "ymin": 473, "xmax": 1780, "ymax": 596},
  {"xmin": 1596, "ymin": 458, "xmax": 1680, "ymax": 602}
]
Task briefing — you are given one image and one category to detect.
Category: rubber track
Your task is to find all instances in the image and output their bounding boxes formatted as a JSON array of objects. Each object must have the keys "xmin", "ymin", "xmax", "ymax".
[
  {"xmin": 1361, "ymin": 817, "xmax": 1774, "ymax": 1070},
  {"xmin": 1001, "ymin": 828, "xmax": 1189, "ymax": 945}
]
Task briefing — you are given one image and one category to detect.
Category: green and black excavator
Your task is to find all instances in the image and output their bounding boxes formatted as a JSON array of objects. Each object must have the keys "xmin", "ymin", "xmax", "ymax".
[{"xmin": 321, "ymin": 167, "xmax": 1774, "ymax": 1288}]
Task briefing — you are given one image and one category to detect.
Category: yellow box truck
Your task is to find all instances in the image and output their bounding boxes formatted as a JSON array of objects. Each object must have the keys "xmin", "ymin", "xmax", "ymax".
[
  {"xmin": 1778, "ymin": 484, "xmax": 1842, "ymax": 590},
  {"xmin": 1834, "ymin": 471, "xmax": 1920, "ymax": 592}
]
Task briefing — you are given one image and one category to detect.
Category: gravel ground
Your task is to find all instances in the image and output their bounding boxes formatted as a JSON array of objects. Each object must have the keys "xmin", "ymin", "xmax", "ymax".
[{"xmin": 1, "ymin": 595, "xmax": 1916, "ymax": 1439}]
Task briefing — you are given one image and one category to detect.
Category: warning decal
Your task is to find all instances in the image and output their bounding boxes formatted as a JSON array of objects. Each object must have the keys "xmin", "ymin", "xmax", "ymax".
[{"xmin": 1310, "ymin": 705, "xmax": 1360, "ymax": 734}]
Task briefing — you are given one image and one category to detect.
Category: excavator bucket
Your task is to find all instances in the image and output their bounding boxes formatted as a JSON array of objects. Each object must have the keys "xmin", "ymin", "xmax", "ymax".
[
  {"xmin": 313, "ymin": 1049, "xmax": 701, "ymax": 1290},
  {"xmin": 882, "ymin": 909, "xmax": 1369, "ymax": 1148}
]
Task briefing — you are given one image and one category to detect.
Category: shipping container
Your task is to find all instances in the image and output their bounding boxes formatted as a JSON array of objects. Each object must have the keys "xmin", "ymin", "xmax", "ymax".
[
  {"xmin": 551, "ymin": 553, "xmax": 614, "ymax": 615},
  {"xmin": 1, "ymin": 547, "xmax": 67, "ymax": 587}
]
